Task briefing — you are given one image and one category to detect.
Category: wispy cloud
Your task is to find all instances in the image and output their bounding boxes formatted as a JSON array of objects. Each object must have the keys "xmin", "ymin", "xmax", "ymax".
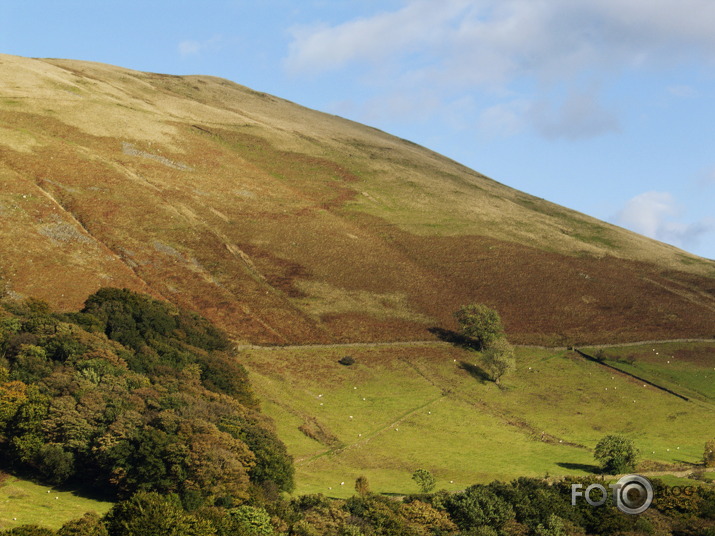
[
  {"xmin": 286, "ymin": 0, "xmax": 715, "ymax": 79},
  {"xmin": 178, "ymin": 35, "xmax": 223, "ymax": 58},
  {"xmin": 527, "ymin": 90, "xmax": 621, "ymax": 140},
  {"xmin": 615, "ymin": 191, "xmax": 714, "ymax": 252},
  {"xmin": 477, "ymin": 99, "xmax": 529, "ymax": 138},
  {"xmin": 285, "ymin": 0, "xmax": 715, "ymax": 140},
  {"xmin": 667, "ymin": 85, "xmax": 698, "ymax": 98}
]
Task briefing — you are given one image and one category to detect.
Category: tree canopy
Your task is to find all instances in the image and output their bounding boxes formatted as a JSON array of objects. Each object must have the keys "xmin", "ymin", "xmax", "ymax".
[
  {"xmin": 594, "ymin": 434, "xmax": 638, "ymax": 474},
  {"xmin": 0, "ymin": 288, "xmax": 293, "ymax": 508},
  {"xmin": 453, "ymin": 304, "xmax": 504, "ymax": 349}
]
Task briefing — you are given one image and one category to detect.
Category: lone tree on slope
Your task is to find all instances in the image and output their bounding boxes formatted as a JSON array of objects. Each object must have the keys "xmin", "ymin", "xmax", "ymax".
[
  {"xmin": 594, "ymin": 435, "xmax": 639, "ymax": 474},
  {"xmin": 355, "ymin": 475, "xmax": 370, "ymax": 496},
  {"xmin": 482, "ymin": 337, "xmax": 516, "ymax": 385},
  {"xmin": 453, "ymin": 304, "xmax": 504, "ymax": 350},
  {"xmin": 412, "ymin": 469, "xmax": 436, "ymax": 493}
]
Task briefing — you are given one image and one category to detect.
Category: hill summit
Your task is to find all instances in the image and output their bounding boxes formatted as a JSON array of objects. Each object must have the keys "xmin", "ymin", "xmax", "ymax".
[{"xmin": 1, "ymin": 53, "xmax": 713, "ymax": 345}]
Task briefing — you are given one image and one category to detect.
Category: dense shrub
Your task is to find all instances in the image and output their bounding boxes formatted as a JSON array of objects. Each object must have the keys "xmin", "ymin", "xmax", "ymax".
[{"xmin": 444, "ymin": 484, "xmax": 514, "ymax": 531}]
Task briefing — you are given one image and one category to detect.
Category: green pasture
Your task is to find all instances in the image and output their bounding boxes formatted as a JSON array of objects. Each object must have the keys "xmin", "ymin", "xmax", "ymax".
[
  {"xmin": 242, "ymin": 342, "xmax": 715, "ymax": 498},
  {"xmin": 0, "ymin": 475, "xmax": 113, "ymax": 531}
]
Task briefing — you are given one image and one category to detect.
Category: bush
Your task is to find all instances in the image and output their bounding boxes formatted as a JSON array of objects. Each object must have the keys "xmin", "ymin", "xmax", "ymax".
[{"xmin": 594, "ymin": 435, "xmax": 638, "ymax": 474}]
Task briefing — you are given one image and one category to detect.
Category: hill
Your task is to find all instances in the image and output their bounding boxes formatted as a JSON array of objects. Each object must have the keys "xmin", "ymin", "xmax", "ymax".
[{"xmin": 0, "ymin": 53, "xmax": 714, "ymax": 345}]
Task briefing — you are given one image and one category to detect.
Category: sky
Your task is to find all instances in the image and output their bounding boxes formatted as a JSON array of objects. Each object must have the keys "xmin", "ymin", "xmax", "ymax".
[{"xmin": 1, "ymin": 0, "xmax": 714, "ymax": 259}]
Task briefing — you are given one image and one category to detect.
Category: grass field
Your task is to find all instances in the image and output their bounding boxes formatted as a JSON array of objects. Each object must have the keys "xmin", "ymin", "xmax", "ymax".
[
  {"xmin": 585, "ymin": 342, "xmax": 715, "ymax": 402},
  {"xmin": 241, "ymin": 341, "xmax": 715, "ymax": 498},
  {"xmin": 0, "ymin": 474, "xmax": 113, "ymax": 531}
]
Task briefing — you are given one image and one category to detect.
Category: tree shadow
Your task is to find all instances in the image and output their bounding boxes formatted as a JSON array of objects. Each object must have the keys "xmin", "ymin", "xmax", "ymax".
[
  {"xmin": 428, "ymin": 327, "xmax": 479, "ymax": 350},
  {"xmin": 556, "ymin": 462, "xmax": 602, "ymax": 474},
  {"xmin": 459, "ymin": 361, "xmax": 491, "ymax": 384}
]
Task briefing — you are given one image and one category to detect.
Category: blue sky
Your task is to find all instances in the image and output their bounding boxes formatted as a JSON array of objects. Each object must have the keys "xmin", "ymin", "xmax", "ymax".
[{"xmin": 2, "ymin": 0, "xmax": 714, "ymax": 259}]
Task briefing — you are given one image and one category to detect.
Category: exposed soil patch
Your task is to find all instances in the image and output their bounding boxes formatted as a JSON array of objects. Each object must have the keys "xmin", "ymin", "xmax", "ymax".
[{"xmin": 298, "ymin": 417, "xmax": 341, "ymax": 447}]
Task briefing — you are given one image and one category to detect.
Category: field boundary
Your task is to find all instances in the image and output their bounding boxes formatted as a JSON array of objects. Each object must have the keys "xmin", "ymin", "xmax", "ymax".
[
  {"xmin": 235, "ymin": 338, "xmax": 714, "ymax": 352},
  {"xmin": 574, "ymin": 349, "xmax": 690, "ymax": 402}
]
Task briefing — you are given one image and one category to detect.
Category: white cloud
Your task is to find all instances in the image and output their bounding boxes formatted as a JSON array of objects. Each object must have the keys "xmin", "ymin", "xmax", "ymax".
[
  {"xmin": 284, "ymin": 0, "xmax": 715, "ymax": 140},
  {"xmin": 179, "ymin": 40, "xmax": 202, "ymax": 57},
  {"xmin": 527, "ymin": 90, "xmax": 621, "ymax": 140},
  {"xmin": 285, "ymin": 0, "xmax": 715, "ymax": 80},
  {"xmin": 284, "ymin": 1, "xmax": 471, "ymax": 75},
  {"xmin": 178, "ymin": 35, "xmax": 223, "ymax": 58},
  {"xmin": 615, "ymin": 191, "xmax": 714, "ymax": 251}
]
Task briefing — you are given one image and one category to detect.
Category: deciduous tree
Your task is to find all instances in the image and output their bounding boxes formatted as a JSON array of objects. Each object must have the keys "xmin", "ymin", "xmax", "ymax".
[
  {"xmin": 355, "ymin": 475, "xmax": 370, "ymax": 496},
  {"xmin": 411, "ymin": 469, "xmax": 436, "ymax": 493},
  {"xmin": 454, "ymin": 304, "xmax": 504, "ymax": 349},
  {"xmin": 482, "ymin": 338, "xmax": 516, "ymax": 385},
  {"xmin": 594, "ymin": 435, "xmax": 638, "ymax": 474}
]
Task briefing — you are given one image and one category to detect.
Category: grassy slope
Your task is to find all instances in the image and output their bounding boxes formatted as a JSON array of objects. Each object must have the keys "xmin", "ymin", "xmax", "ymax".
[
  {"xmin": 0, "ymin": 474, "xmax": 112, "ymax": 531},
  {"xmin": 241, "ymin": 341, "xmax": 715, "ymax": 497},
  {"xmin": 585, "ymin": 342, "xmax": 715, "ymax": 402},
  {"xmin": 0, "ymin": 53, "xmax": 714, "ymax": 345}
]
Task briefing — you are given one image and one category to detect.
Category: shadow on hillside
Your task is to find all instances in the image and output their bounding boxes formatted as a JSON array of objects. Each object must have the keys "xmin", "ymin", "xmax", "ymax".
[
  {"xmin": 556, "ymin": 462, "xmax": 601, "ymax": 474},
  {"xmin": 428, "ymin": 327, "xmax": 477, "ymax": 349},
  {"xmin": 674, "ymin": 460, "xmax": 702, "ymax": 468},
  {"xmin": 0, "ymin": 462, "xmax": 115, "ymax": 502},
  {"xmin": 459, "ymin": 361, "xmax": 491, "ymax": 384}
]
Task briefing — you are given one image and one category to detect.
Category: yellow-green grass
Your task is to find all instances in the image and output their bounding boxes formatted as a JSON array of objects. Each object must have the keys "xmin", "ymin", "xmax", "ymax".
[
  {"xmin": 242, "ymin": 342, "xmax": 715, "ymax": 498},
  {"xmin": 0, "ymin": 475, "xmax": 113, "ymax": 531}
]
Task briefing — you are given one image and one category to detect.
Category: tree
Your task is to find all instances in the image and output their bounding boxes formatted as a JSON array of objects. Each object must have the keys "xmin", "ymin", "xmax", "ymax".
[
  {"xmin": 704, "ymin": 439, "xmax": 715, "ymax": 468},
  {"xmin": 411, "ymin": 469, "xmax": 436, "ymax": 493},
  {"xmin": 104, "ymin": 492, "xmax": 215, "ymax": 536},
  {"xmin": 482, "ymin": 338, "xmax": 516, "ymax": 385},
  {"xmin": 355, "ymin": 475, "xmax": 370, "ymax": 496},
  {"xmin": 399, "ymin": 500, "xmax": 457, "ymax": 534},
  {"xmin": 58, "ymin": 512, "xmax": 109, "ymax": 536},
  {"xmin": 444, "ymin": 484, "xmax": 514, "ymax": 531},
  {"xmin": 453, "ymin": 304, "xmax": 504, "ymax": 349},
  {"xmin": 227, "ymin": 506, "xmax": 274, "ymax": 536},
  {"xmin": 594, "ymin": 435, "xmax": 638, "ymax": 474},
  {"xmin": 534, "ymin": 514, "xmax": 569, "ymax": 536},
  {"xmin": 0, "ymin": 377, "xmax": 27, "ymax": 436}
]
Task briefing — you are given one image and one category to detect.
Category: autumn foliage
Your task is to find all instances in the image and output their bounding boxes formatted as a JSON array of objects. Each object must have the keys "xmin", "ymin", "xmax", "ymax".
[{"xmin": 0, "ymin": 289, "xmax": 293, "ymax": 506}]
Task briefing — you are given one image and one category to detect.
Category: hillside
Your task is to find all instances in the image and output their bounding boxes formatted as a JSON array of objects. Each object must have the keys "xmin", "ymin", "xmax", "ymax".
[
  {"xmin": 1, "ymin": 53, "xmax": 714, "ymax": 345},
  {"xmin": 241, "ymin": 340, "xmax": 715, "ymax": 496}
]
